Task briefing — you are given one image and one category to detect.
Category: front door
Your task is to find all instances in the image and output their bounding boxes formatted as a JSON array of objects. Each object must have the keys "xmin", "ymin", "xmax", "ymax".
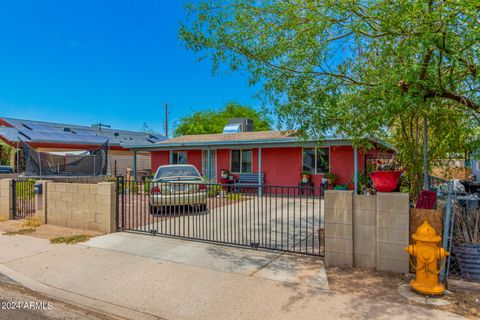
[{"xmin": 202, "ymin": 149, "xmax": 217, "ymax": 181}]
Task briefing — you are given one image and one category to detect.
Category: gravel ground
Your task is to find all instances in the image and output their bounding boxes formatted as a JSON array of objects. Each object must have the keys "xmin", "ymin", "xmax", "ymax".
[{"xmin": 0, "ymin": 275, "xmax": 112, "ymax": 320}]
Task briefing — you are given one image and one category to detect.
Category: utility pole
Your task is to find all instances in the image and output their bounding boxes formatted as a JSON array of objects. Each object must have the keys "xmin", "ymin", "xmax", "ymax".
[{"xmin": 165, "ymin": 103, "xmax": 169, "ymax": 139}]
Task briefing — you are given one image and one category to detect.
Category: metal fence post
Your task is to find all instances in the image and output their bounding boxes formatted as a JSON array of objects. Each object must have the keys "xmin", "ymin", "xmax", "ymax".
[
  {"xmin": 10, "ymin": 180, "xmax": 16, "ymax": 220},
  {"xmin": 440, "ymin": 180, "xmax": 453, "ymax": 281}
]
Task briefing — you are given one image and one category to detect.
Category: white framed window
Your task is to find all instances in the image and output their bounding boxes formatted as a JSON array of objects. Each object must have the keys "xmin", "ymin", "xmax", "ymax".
[
  {"xmin": 302, "ymin": 147, "xmax": 330, "ymax": 174},
  {"xmin": 202, "ymin": 150, "xmax": 217, "ymax": 180},
  {"xmin": 171, "ymin": 151, "xmax": 187, "ymax": 164},
  {"xmin": 231, "ymin": 149, "xmax": 252, "ymax": 173}
]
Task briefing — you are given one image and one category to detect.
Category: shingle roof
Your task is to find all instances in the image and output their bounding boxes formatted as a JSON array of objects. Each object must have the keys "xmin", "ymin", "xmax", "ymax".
[
  {"xmin": 157, "ymin": 130, "xmax": 298, "ymax": 144},
  {"xmin": 127, "ymin": 130, "xmax": 362, "ymax": 150},
  {"xmin": 0, "ymin": 117, "xmax": 165, "ymax": 148}
]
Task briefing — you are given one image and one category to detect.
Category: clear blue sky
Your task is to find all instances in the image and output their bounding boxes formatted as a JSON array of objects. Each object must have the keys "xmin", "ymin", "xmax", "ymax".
[{"xmin": 0, "ymin": 0, "xmax": 260, "ymax": 134}]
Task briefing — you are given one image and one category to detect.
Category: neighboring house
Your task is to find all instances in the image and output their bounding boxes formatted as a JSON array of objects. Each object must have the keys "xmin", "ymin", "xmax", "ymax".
[
  {"xmin": 129, "ymin": 118, "xmax": 393, "ymax": 186},
  {"xmin": 0, "ymin": 117, "xmax": 164, "ymax": 175}
]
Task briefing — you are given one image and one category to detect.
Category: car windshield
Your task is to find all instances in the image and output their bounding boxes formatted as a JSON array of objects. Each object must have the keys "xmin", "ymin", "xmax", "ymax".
[{"xmin": 155, "ymin": 166, "xmax": 200, "ymax": 180}]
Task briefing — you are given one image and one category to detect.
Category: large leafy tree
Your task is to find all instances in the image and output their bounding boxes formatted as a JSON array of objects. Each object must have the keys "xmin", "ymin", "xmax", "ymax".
[
  {"xmin": 174, "ymin": 102, "xmax": 271, "ymax": 136},
  {"xmin": 180, "ymin": 0, "xmax": 480, "ymax": 193}
]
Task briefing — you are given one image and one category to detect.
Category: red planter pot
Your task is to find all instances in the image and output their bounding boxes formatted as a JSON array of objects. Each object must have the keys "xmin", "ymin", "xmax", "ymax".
[{"xmin": 369, "ymin": 171, "xmax": 402, "ymax": 192}]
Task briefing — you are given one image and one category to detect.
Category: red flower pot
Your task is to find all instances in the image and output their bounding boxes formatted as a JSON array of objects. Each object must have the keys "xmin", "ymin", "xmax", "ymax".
[{"xmin": 369, "ymin": 171, "xmax": 402, "ymax": 192}]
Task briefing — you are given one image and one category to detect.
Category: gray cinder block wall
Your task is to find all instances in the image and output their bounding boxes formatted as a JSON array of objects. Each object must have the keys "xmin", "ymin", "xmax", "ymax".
[
  {"xmin": 0, "ymin": 179, "xmax": 13, "ymax": 220},
  {"xmin": 325, "ymin": 190, "xmax": 409, "ymax": 273},
  {"xmin": 45, "ymin": 182, "xmax": 117, "ymax": 233},
  {"xmin": 376, "ymin": 192, "xmax": 409, "ymax": 273},
  {"xmin": 353, "ymin": 195, "xmax": 377, "ymax": 268},
  {"xmin": 325, "ymin": 190, "xmax": 354, "ymax": 267}
]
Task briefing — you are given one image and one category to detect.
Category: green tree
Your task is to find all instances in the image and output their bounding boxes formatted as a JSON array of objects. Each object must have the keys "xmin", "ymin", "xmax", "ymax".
[
  {"xmin": 173, "ymin": 102, "xmax": 271, "ymax": 136},
  {"xmin": 180, "ymin": 0, "xmax": 480, "ymax": 194}
]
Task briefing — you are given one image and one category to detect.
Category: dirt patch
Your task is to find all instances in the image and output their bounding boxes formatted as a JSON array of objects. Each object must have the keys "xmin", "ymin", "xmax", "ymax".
[
  {"xmin": 0, "ymin": 219, "xmax": 101, "ymax": 240},
  {"xmin": 327, "ymin": 266, "xmax": 480, "ymax": 319},
  {"xmin": 443, "ymin": 290, "xmax": 480, "ymax": 319},
  {"xmin": 50, "ymin": 234, "xmax": 91, "ymax": 244}
]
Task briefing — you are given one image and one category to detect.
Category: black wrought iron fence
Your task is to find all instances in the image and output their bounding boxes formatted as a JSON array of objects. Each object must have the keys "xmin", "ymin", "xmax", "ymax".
[
  {"xmin": 116, "ymin": 177, "xmax": 324, "ymax": 256},
  {"xmin": 12, "ymin": 179, "xmax": 36, "ymax": 219}
]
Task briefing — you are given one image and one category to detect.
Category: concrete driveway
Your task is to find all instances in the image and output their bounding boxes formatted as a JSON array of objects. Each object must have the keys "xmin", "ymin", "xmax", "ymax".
[
  {"xmin": 82, "ymin": 232, "xmax": 329, "ymax": 289},
  {"xmin": 0, "ymin": 232, "xmax": 465, "ymax": 320},
  {"xmin": 122, "ymin": 194, "xmax": 324, "ymax": 255}
]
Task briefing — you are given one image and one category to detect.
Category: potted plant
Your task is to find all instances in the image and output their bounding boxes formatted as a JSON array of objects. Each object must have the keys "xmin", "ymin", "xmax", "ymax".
[
  {"xmin": 325, "ymin": 172, "xmax": 338, "ymax": 185},
  {"xmin": 356, "ymin": 171, "xmax": 375, "ymax": 195},
  {"xmin": 347, "ymin": 178, "xmax": 354, "ymax": 190},
  {"xmin": 220, "ymin": 169, "xmax": 229, "ymax": 179},
  {"xmin": 301, "ymin": 171, "xmax": 311, "ymax": 183},
  {"xmin": 454, "ymin": 207, "xmax": 480, "ymax": 281},
  {"xmin": 369, "ymin": 158, "xmax": 402, "ymax": 192}
]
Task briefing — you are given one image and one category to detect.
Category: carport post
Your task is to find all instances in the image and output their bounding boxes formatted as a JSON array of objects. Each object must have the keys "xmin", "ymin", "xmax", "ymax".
[
  {"xmin": 354, "ymin": 145, "xmax": 358, "ymax": 195},
  {"xmin": 133, "ymin": 150, "xmax": 137, "ymax": 180},
  {"xmin": 207, "ymin": 148, "xmax": 211, "ymax": 180},
  {"xmin": 258, "ymin": 147, "xmax": 263, "ymax": 196},
  {"xmin": 169, "ymin": 149, "xmax": 173, "ymax": 164}
]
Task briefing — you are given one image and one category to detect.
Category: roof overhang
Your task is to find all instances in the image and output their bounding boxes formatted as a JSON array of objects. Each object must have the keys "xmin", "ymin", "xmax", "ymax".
[{"xmin": 127, "ymin": 137, "xmax": 363, "ymax": 151}]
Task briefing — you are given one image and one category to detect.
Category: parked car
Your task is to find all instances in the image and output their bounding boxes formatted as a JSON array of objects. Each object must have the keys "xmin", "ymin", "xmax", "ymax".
[
  {"xmin": 150, "ymin": 164, "xmax": 207, "ymax": 214},
  {"xmin": 0, "ymin": 165, "xmax": 13, "ymax": 173}
]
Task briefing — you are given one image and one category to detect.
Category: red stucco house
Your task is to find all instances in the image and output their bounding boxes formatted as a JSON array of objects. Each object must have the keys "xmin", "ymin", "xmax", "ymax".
[{"xmin": 129, "ymin": 130, "xmax": 392, "ymax": 188}]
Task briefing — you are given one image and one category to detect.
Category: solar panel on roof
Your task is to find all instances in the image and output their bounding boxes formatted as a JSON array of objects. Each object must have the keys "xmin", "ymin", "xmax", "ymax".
[
  {"xmin": 18, "ymin": 130, "xmax": 108, "ymax": 145},
  {"xmin": 22, "ymin": 123, "xmax": 59, "ymax": 132},
  {"xmin": 73, "ymin": 128, "xmax": 98, "ymax": 135}
]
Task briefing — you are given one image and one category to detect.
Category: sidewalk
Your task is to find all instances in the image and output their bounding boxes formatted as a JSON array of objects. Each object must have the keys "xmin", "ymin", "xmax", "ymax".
[{"xmin": 0, "ymin": 232, "xmax": 465, "ymax": 320}]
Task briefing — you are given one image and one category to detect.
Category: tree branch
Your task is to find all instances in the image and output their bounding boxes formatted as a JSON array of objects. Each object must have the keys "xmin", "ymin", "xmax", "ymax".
[{"xmin": 439, "ymin": 91, "xmax": 480, "ymax": 110}]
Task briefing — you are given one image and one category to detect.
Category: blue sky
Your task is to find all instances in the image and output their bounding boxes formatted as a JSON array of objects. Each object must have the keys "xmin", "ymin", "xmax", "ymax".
[{"xmin": 0, "ymin": 0, "xmax": 260, "ymax": 134}]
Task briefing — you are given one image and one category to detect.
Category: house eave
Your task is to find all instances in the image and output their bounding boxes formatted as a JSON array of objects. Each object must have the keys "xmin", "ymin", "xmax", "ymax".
[{"xmin": 127, "ymin": 137, "xmax": 359, "ymax": 151}]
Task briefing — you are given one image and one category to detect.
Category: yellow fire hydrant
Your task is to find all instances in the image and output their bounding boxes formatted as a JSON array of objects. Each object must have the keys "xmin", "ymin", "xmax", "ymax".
[{"xmin": 404, "ymin": 221, "xmax": 449, "ymax": 295}]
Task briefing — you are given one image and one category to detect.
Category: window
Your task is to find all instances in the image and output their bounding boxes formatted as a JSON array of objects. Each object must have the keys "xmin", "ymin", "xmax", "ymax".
[
  {"xmin": 202, "ymin": 150, "xmax": 217, "ymax": 180},
  {"xmin": 171, "ymin": 151, "xmax": 187, "ymax": 164},
  {"xmin": 302, "ymin": 147, "xmax": 329, "ymax": 174},
  {"xmin": 231, "ymin": 149, "xmax": 252, "ymax": 173}
]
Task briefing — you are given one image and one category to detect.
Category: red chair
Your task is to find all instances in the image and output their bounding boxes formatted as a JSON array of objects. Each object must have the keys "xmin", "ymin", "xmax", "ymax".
[{"xmin": 415, "ymin": 190, "xmax": 437, "ymax": 209}]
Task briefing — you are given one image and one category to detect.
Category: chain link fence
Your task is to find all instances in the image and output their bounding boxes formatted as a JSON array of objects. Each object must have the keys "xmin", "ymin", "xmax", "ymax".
[{"xmin": 430, "ymin": 176, "xmax": 480, "ymax": 283}]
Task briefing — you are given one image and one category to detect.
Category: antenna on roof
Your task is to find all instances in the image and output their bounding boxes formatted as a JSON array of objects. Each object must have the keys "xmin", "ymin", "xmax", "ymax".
[{"xmin": 91, "ymin": 123, "xmax": 111, "ymax": 131}]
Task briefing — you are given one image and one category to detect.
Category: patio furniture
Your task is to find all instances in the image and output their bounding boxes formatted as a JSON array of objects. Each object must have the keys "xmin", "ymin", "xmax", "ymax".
[
  {"xmin": 234, "ymin": 173, "xmax": 265, "ymax": 192},
  {"xmin": 220, "ymin": 178, "xmax": 235, "ymax": 192},
  {"xmin": 298, "ymin": 181, "xmax": 314, "ymax": 196}
]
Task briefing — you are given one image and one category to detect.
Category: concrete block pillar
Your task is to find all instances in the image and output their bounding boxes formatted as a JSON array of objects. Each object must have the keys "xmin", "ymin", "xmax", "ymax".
[
  {"xmin": 0, "ymin": 179, "xmax": 14, "ymax": 220},
  {"xmin": 353, "ymin": 195, "xmax": 377, "ymax": 268},
  {"xmin": 34, "ymin": 180, "xmax": 49, "ymax": 224},
  {"xmin": 376, "ymin": 192, "xmax": 409, "ymax": 273},
  {"xmin": 96, "ymin": 182, "xmax": 117, "ymax": 233},
  {"xmin": 325, "ymin": 190, "xmax": 354, "ymax": 267}
]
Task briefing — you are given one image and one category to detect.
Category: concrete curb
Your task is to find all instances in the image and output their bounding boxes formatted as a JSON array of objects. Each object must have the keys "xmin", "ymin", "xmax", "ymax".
[{"xmin": 0, "ymin": 264, "xmax": 163, "ymax": 320}]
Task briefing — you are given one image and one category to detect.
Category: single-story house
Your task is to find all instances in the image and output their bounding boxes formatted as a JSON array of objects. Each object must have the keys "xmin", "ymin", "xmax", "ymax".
[
  {"xmin": 129, "ymin": 121, "xmax": 393, "ymax": 188},
  {"xmin": 0, "ymin": 117, "xmax": 165, "ymax": 175}
]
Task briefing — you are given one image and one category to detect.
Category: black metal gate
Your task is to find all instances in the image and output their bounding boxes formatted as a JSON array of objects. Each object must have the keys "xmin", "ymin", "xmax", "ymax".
[
  {"xmin": 12, "ymin": 179, "xmax": 36, "ymax": 219},
  {"xmin": 116, "ymin": 177, "xmax": 324, "ymax": 256}
]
